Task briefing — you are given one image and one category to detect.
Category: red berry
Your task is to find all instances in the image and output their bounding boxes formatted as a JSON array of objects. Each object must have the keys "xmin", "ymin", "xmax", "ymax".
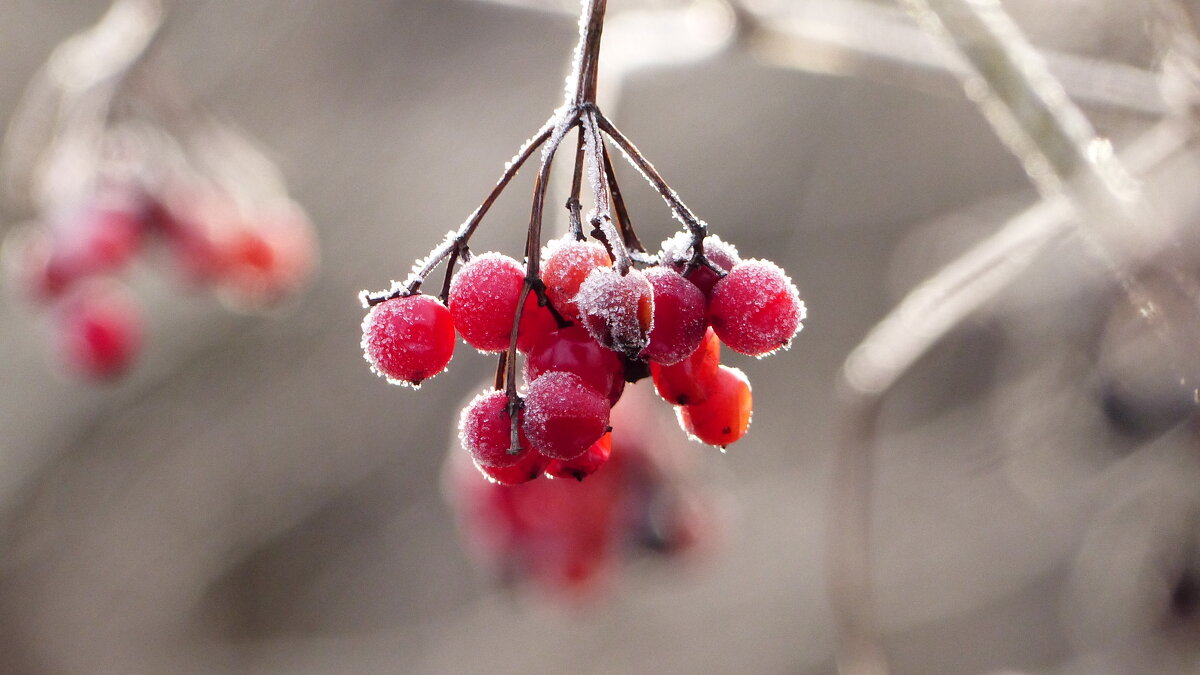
[
  {"xmin": 55, "ymin": 200, "xmax": 145, "ymax": 272},
  {"xmin": 459, "ymin": 390, "xmax": 530, "ymax": 468},
  {"xmin": 475, "ymin": 451, "xmax": 549, "ymax": 485},
  {"xmin": 54, "ymin": 280, "xmax": 143, "ymax": 381},
  {"xmin": 677, "ymin": 365, "xmax": 752, "ymax": 448},
  {"xmin": 650, "ymin": 327, "xmax": 721, "ymax": 405},
  {"xmin": 660, "ymin": 232, "xmax": 739, "ymax": 298},
  {"xmin": 574, "ymin": 266, "xmax": 654, "ymax": 357},
  {"xmin": 708, "ymin": 259, "xmax": 805, "ymax": 356},
  {"xmin": 522, "ymin": 371, "xmax": 610, "ymax": 460},
  {"xmin": 523, "ymin": 325, "xmax": 625, "ymax": 405},
  {"xmin": 213, "ymin": 204, "xmax": 317, "ymax": 309},
  {"xmin": 545, "ymin": 432, "xmax": 612, "ymax": 481},
  {"xmin": 361, "ymin": 294, "xmax": 456, "ymax": 386},
  {"xmin": 448, "ymin": 252, "xmax": 525, "ymax": 352},
  {"xmin": 19, "ymin": 200, "xmax": 146, "ymax": 299},
  {"xmin": 643, "ymin": 267, "xmax": 706, "ymax": 365},
  {"xmin": 155, "ymin": 188, "xmax": 236, "ymax": 284},
  {"xmin": 541, "ymin": 238, "xmax": 611, "ymax": 320}
]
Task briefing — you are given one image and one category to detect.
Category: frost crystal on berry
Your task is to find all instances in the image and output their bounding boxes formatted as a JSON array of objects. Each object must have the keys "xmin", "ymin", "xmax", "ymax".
[
  {"xmin": 574, "ymin": 266, "xmax": 654, "ymax": 357},
  {"xmin": 448, "ymin": 252, "xmax": 526, "ymax": 353},
  {"xmin": 522, "ymin": 371, "xmax": 610, "ymax": 461},
  {"xmin": 361, "ymin": 294, "xmax": 456, "ymax": 387},
  {"xmin": 459, "ymin": 389, "xmax": 528, "ymax": 468}
]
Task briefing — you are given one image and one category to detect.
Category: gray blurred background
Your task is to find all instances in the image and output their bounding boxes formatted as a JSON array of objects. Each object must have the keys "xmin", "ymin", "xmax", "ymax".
[{"xmin": 0, "ymin": 1, "xmax": 1195, "ymax": 673}]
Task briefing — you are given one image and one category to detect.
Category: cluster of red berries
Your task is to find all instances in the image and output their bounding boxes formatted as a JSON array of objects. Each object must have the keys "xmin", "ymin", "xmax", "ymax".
[
  {"xmin": 2, "ymin": 2, "xmax": 315, "ymax": 382},
  {"xmin": 362, "ymin": 230, "xmax": 804, "ymax": 483},
  {"xmin": 7, "ymin": 186, "xmax": 315, "ymax": 380},
  {"xmin": 361, "ymin": 0, "xmax": 804, "ymax": 487},
  {"xmin": 444, "ymin": 384, "xmax": 716, "ymax": 595}
]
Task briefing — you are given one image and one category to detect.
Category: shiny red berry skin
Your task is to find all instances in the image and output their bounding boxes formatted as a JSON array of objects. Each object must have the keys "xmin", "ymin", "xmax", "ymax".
[
  {"xmin": 523, "ymin": 325, "xmax": 625, "ymax": 405},
  {"xmin": 574, "ymin": 266, "xmax": 654, "ymax": 357},
  {"xmin": 643, "ymin": 267, "xmax": 706, "ymax": 365},
  {"xmin": 475, "ymin": 451, "xmax": 549, "ymax": 485},
  {"xmin": 650, "ymin": 327, "xmax": 721, "ymax": 405},
  {"xmin": 54, "ymin": 281, "xmax": 143, "ymax": 381},
  {"xmin": 541, "ymin": 238, "xmax": 611, "ymax": 320},
  {"xmin": 661, "ymin": 232, "xmax": 740, "ymax": 298},
  {"xmin": 545, "ymin": 432, "xmax": 612, "ymax": 481},
  {"xmin": 362, "ymin": 294, "xmax": 456, "ymax": 386},
  {"xmin": 516, "ymin": 290, "xmax": 559, "ymax": 353},
  {"xmin": 459, "ymin": 390, "xmax": 530, "ymax": 468},
  {"xmin": 448, "ymin": 252, "xmax": 525, "ymax": 352},
  {"xmin": 522, "ymin": 371, "xmax": 610, "ymax": 461},
  {"xmin": 678, "ymin": 365, "xmax": 752, "ymax": 447},
  {"xmin": 708, "ymin": 259, "xmax": 805, "ymax": 356}
]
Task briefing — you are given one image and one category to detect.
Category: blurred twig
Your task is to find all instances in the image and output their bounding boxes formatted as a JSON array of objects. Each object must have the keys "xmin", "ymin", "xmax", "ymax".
[{"xmin": 829, "ymin": 0, "xmax": 1176, "ymax": 672}]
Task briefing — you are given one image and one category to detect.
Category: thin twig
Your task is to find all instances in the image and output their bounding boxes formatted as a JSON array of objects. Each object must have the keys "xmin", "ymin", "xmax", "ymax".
[
  {"xmin": 596, "ymin": 111, "xmax": 714, "ymax": 274},
  {"xmin": 567, "ymin": 126, "xmax": 586, "ymax": 240},
  {"xmin": 360, "ymin": 119, "xmax": 557, "ymax": 306},
  {"xmin": 503, "ymin": 107, "xmax": 583, "ymax": 450},
  {"xmin": 601, "ymin": 135, "xmax": 645, "ymax": 253},
  {"xmin": 581, "ymin": 109, "xmax": 631, "ymax": 274}
]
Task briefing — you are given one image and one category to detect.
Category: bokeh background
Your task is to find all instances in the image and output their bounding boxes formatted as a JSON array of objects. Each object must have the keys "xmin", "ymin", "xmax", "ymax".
[{"xmin": 0, "ymin": 1, "xmax": 1196, "ymax": 673}]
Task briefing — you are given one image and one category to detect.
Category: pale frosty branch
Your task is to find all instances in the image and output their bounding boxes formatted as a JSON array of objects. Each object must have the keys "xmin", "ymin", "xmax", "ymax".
[{"xmin": 830, "ymin": 1, "xmax": 1166, "ymax": 673}]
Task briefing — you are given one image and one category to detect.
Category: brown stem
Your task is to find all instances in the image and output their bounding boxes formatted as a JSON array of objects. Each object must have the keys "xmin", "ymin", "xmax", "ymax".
[
  {"xmin": 596, "ymin": 112, "xmax": 704, "ymax": 237},
  {"xmin": 581, "ymin": 109, "xmax": 631, "ymax": 274},
  {"xmin": 601, "ymin": 136, "xmax": 645, "ymax": 253},
  {"xmin": 503, "ymin": 111, "xmax": 582, "ymax": 450},
  {"xmin": 574, "ymin": 0, "xmax": 608, "ymax": 105},
  {"xmin": 567, "ymin": 126, "xmax": 586, "ymax": 240},
  {"xmin": 494, "ymin": 351, "xmax": 507, "ymax": 391}
]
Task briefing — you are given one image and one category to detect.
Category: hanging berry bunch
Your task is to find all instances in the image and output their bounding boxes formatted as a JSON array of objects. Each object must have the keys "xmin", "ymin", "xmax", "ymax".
[
  {"xmin": 444, "ymin": 384, "xmax": 718, "ymax": 596},
  {"xmin": 361, "ymin": 0, "xmax": 805, "ymax": 483},
  {"xmin": 2, "ymin": 0, "xmax": 316, "ymax": 381}
]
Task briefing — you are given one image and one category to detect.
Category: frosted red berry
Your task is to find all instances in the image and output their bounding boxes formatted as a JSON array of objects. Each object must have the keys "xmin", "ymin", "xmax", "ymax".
[
  {"xmin": 643, "ymin": 267, "xmax": 706, "ymax": 365},
  {"xmin": 545, "ymin": 432, "xmax": 612, "ymax": 481},
  {"xmin": 522, "ymin": 371, "xmax": 611, "ymax": 460},
  {"xmin": 677, "ymin": 365, "xmax": 752, "ymax": 447},
  {"xmin": 362, "ymin": 294, "xmax": 456, "ymax": 386},
  {"xmin": 459, "ymin": 389, "xmax": 530, "ymax": 468},
  {"xmin": 524, "ymin": 325, "xmax": 625, "ymax": 405},
  {"xmin": 476, "ymin": 450, "xmax": 549, "ymax": 486},
  {"xmin": 574, "ymin": 266, "xmax": 654, "ymax": 357},
  {"xmin": 54, "ymin": 281, "xmax": 144, "ymax": 381},
  {"xmin": 651, "ymin": 327, "xmax": 721, "ymax": 405},
  {"xmin": 541, "ymin": 238, "xmax": 611, "ymax": 320},
  {"xmin": 448, "ymin": 252, "xmax": 526, "ymax": 352},
  {"xmin": 708, "ymin": 259, "xmax": 805, "ymax": 356}
]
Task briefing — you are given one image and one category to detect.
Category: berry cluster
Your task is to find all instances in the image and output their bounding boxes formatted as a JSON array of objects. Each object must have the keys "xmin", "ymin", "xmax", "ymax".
[
  {"xmin": 444, "ymin": 384, "xmax": 717, "ymax": 596},
  {"xmin": 360, "ymin": 0, "xmax": 804, "ymax": 483},
  {"xmin": 2, "ymin": 2, "xmax": 315, "ymax": 380},
  {"xmin": 363, "ymin": 231, "xmax": 803, "ymax": 482}
]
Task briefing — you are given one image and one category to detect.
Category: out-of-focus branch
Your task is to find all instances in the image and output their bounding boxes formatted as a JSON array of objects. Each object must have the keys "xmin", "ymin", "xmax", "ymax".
[
  {"xmin": 829, "ymin": 0, "xmax": 1173, "ymax": 672},
  {"xmin": 469, "ymin": 0, "xmax": 1165, "ymax": 117},
  {"xmin": 1, "ymin": 0, "xmax": 164, "ymax": 213}
]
